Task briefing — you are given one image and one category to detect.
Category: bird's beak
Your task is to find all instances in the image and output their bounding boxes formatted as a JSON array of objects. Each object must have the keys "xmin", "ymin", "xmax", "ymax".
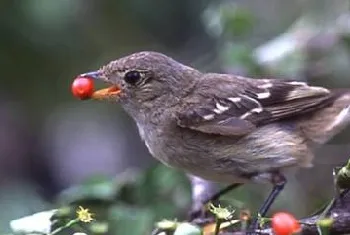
[{"xmin": 80, "ymin": 71, "xmax": 122, "ymax": 101}]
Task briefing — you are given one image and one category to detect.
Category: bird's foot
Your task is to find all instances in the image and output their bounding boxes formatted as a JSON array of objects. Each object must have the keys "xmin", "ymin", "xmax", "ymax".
[{"xmin": 249, "ymin": 172, "xmax": 287, "ymax": 232}]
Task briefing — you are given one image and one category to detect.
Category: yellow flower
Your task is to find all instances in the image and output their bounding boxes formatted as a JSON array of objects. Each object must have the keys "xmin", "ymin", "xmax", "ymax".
[
  {"xmin": 208, "ymin": 203, "xmax": 234, "ymax": 220},
  {"xmin": 76, "ymin": 206, "xmax": 94, "ymax": 223}
]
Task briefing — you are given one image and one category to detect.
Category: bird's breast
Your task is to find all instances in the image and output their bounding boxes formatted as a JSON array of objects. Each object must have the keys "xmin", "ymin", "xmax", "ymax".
[{"xmin": 136, "ymin": 122, "xmax": 156, "ymax": 156}]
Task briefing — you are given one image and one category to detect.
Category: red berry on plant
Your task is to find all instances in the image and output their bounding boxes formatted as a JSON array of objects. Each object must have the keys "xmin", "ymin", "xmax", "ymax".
[
  {"xmin": 272, "ymin": 212, "xmax": 301, "ymax": 235},
  {"xmin": 71, "ymin": 77, "xmax": 94, "ymax": 100}
]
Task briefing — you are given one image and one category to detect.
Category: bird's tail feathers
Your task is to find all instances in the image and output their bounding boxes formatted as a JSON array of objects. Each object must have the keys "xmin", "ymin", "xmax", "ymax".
[{"xmin": 299, "ymin": 90, "xmax": 350, "ymax": 144}]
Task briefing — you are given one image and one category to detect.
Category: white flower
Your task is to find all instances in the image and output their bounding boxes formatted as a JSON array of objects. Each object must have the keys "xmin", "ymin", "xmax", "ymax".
[
  {"xmin": 10, "ymin": 209, "xmax": 57, "ymax": 234},
  {"xmin": 173, "ymin": 223, "xmax": 201, "ymax": 235}
]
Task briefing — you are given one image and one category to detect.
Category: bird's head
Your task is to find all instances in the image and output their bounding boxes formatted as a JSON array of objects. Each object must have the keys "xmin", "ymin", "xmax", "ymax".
[{"xmin": 79, "ymin": 51, "xmax": 200, "ymax": 117}]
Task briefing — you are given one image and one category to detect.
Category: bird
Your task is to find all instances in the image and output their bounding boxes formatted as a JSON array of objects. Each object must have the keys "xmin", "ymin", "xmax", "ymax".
[{"xmin": 78, "ymin": 51, "xmax": 350, "ymax": 225}]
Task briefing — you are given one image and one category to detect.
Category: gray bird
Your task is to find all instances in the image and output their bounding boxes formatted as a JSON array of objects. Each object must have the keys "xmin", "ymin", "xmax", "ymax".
[{"xmin": 78, "ymin": 51, "xmax": 350, "ymax": 222}]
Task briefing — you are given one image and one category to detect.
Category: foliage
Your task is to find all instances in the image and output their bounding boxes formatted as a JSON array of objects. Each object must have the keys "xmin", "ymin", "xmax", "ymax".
[{"xmin": 56, "ymin": 165, "xmax": 190, "ymax": 234}]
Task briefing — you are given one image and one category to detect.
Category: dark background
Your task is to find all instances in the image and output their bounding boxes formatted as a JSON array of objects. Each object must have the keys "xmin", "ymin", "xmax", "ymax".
[{"xmin": 1, "ymin": 0, "xmax": 350, "ymax": 234}]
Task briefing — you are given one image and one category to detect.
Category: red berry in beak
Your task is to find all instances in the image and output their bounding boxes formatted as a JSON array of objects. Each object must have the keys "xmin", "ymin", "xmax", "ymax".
[{"xmin": 71, "ymin": 77, "xmax": 94, "ymax": 100}]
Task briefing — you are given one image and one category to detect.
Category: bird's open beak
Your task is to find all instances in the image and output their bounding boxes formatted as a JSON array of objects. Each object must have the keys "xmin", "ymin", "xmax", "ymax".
[{"xmin": 80, "ymin": 71, "xmax": 122, "ymax": 100}]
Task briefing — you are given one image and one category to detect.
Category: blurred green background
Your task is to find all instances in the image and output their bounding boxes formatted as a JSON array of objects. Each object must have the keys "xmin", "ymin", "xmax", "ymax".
[{"xmin": 1, "ymin": 0, "xmax": 350, "ymax": 234}]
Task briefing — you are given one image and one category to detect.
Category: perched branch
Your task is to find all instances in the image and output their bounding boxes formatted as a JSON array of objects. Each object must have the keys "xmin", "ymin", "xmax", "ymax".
[
  {"xmin": 298, "ymin": 190, "xmax": 350, "ymax": 235},
  {"xmin": 182, "ymin": 189, "xmax": 350, "ymax": 235},
  {"xmin": 185, "ymin": 177, "xmax": 350, "ymax": 235}
]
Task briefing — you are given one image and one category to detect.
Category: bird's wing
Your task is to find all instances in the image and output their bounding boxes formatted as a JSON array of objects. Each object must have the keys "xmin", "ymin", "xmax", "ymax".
[{"xmin": 176, "ymin": 76, "xmax": 334, "ymax": 136}]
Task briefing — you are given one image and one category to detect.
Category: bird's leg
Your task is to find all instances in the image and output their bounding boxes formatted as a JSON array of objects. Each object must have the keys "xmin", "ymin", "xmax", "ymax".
[
  {"xmin": 188, "ymin": 175, "xmax": 242, "ymax": 222},
  {"xmin": 250, "ymin": 172, "xmax": 287, "ymax": 230},
  {"xmin": 208, "ymin": 182, "xmax": 243, "ymax": 201}
]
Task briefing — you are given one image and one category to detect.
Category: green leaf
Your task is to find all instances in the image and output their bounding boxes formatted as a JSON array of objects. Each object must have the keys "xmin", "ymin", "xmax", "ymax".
[
  {"xmin": 58, "ymin": 177, "xmax": 116, "ymax": 204},
  {"xmin": 109, "ymin": 204, "xmax": 155, "ymax": 235}
]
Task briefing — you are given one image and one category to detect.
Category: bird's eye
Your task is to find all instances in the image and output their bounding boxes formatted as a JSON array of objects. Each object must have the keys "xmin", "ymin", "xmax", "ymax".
[{"xmin": 124, "ymin": 70, "xmax": 142, "ymax": 85}]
